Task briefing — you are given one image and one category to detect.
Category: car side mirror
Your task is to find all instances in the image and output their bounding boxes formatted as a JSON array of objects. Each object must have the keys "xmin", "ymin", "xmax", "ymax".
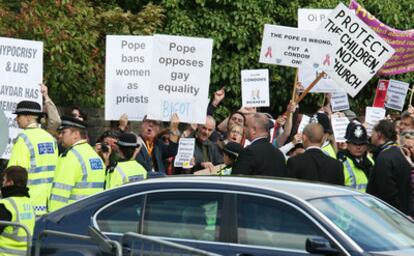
[{"xmin": 306, "ymin": 236, "xmax": 340, "ymax": 255}]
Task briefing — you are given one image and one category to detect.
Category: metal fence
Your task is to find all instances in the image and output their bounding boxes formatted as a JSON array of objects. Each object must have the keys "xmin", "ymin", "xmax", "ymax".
[{"xmin": 0, "ymin": 220, "xmax": 32, "ymax": 256}]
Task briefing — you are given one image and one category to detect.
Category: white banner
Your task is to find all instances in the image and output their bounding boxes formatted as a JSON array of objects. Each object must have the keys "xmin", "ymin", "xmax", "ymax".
[
  {"xmin": 331, "ymin": 116, "xmax": 350, "ymax": 142},
  {"xmin": 331, "ymin": 91, "xmax": 350, "ymax": 112},
  {"xmin": 241, "ymin": 69, "xmax": 270, "ymax": 107},
  {"xmin": 105, "ymin": 35, "xmax": 152, "ymax": 121},
  {"xmin": 319, "ymin": 3, "xmax": 395, "ymax": 97},
  {"xmin": 148, "ymin": 34, "xmax": 213, "ymax": 124},
  {"xmin": 174, "ymin": 138, "xmax": 195, "ymax": 168},
  {"xmin": 365, "ymin": 106, "xmax": 386, "ymax": 136},
  {"xmin": 385, "ymin": 79, "xmax": 409, "ymax": 111},
  {"xmin": 0, "ymin": 37, "xmax": 43, "ymax": 159},
  {"xmin": 260, "ymin": 25, "xmax": 338, "ymax": 71},
  {"xmin": 298, "ymin": 9, "xmax": 343, "ymax": 93}
]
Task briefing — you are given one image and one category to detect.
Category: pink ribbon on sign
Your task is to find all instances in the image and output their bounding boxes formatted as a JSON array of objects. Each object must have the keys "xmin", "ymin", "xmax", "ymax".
[
  {"xmin": 323, "ymin": 54, "xmax": 331, "ymax": 66},
  {"xmin": 265, "ymin": 47, "xmax": 272, "ymax": 58}
]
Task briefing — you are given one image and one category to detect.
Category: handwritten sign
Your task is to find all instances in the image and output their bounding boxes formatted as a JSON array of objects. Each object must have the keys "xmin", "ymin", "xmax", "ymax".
[
  {"xmin": 174, "ymin": 138, "xmax": 195, "ymax": 168},
  {"xmin": 331, "ymin": 116, "xmax": 350, "ymax": 142},
  {"xmin": 385, "ymin": 79, "xmax": 409, "ymax": 111},
  {"xmin": 105, "ymin": 35, "xmax": 152, "ymax": 121},
  {"xmin": 365, "ymin": 106, "xmax": 386, "ymax": 136},
  {"xmin": 319, "ymin": 3, "xmax": 395, "ymax": 97},
  {"xmin": 0, "ymin": 37, "xmax": 43, "ymax": 159},
  {"xmin": 241, "ymin": 69, "xmax": 269, "ymax": 107},
  {"xmin": 260, "ymin": 25, "xmax": 338, "ymax": 70},
  {"xmin": 148, "ymin": 34, "xmax": 213, "ymax": 124}
]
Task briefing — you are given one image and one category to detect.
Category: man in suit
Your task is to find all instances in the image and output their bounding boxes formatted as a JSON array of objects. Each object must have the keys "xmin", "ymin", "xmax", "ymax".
[
  {"xmin": 287, "ymin": 123, "xmax": 344, "ymax": 185},
  {"xmin": 367, "ymin": 120, "xmax": 412, "ymax": 214},
  {"xmin": 232, "ymin": 113, "xmax": 287, "ymax": 177}
]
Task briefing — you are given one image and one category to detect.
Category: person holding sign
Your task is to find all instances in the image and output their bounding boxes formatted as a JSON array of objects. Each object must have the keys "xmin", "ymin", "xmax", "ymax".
[
  {"xmin": 338, "ymin": 123, "xmax": 374, "ymax": 192},
  {"xmin": 105, "ymin": 133, "xmax": 147, "ymax": 189},
  {"xmin": 7, "ymin": 100, "xmax": 58, "ymax": 216}
]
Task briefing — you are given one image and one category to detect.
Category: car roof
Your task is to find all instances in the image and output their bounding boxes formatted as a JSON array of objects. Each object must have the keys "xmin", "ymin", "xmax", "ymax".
[{"xmin": 132, "ymin": 175, "xmax": 361, "ymax": 200}]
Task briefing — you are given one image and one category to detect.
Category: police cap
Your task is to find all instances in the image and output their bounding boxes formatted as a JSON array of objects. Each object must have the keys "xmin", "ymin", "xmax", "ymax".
[
  {"xmin": 345, "ymin": 123, "xmax": 368, "ymax": 145},
  {"xmin": 116, "ymin": 133, "xmax": 139, "ymax": 148},
  {"xmin": 58, "ymin": 116, "xmax": 88, "ymax": 130},
  {"xmin": 13, "ymin": 100, "xmax": 45, "ymax": 116}
]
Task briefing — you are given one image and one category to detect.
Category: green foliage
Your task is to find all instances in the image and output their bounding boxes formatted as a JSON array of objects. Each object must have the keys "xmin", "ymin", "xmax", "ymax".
[{"xmin": 0, "ymin": 0, "xmax": 164, "ymax": 107}]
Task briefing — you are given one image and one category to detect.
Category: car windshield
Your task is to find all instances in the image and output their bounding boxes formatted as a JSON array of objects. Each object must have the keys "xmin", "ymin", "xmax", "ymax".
[{"xmin": 309, "ymin": 195, "xmax": 414, "ymax": 252}]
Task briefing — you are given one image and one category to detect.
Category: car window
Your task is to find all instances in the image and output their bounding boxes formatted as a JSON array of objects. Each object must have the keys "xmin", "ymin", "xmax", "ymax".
[
  {"xmin": 237, "ymin": 194, "xmax": 325, "ymax": 251},
  {"xmin": 96, "ymin": 195, "xmax": 144, "ymax": 234},
  {"xmin": 144, "ymin": 192, "xmax": 222, "ymax": 242},
  {"xmin": 310, "ymin": 195, "xmax": 414, "ymax": 252}
]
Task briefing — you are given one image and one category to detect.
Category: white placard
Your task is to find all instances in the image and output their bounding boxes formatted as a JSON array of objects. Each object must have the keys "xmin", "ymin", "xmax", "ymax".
[
  {"xmin": 331, "ymin": 116, "xmax": 350, "ymax": 142},
  {"xmin": 365, "ymin": 107, "xmax": 386, "ymax": 136},
  {"xmin": 385, "ymin": 79, "xmax": 409, "ymax": 111},
  {"xmin": 174, "ymin": 138, "xmax": 195, "ymax": 168},
  {"xmin": 0, "ymin": 37, "xmax": 43, "ymax": 159},
  {"xmin": 241, "ymin": 69, "xmax": 269, "ymax": 107},
  {"xmin": 297, "ymin": 115, "xmax": 311, "ymax": 134},
  {"xmin": 259, "ymin": 25, "xmax": 339, "ymax": 70},
  {"xmin": 298, "ymin": 9, "xmax": 343, "ymax": 93},
  {"xmin": 105, "ymin": 35, "xmax": 152, "ymax": 121},
  {"xmin": 331, "ymin": 92, "xmax": 350, "ymax": 112},
  {"xmin": 319, "ymin": 3, "xmax": 395, "ymax": 97},
  {"xmin": 148, "ymin": 34, "xmax": 213, "ymax": 124}
]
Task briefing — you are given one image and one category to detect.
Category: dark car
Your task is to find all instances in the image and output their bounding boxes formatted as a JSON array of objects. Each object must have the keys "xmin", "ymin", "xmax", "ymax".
[{"xmin": 34, "ymin": 176, "xmax": 414, "ymax": 255}]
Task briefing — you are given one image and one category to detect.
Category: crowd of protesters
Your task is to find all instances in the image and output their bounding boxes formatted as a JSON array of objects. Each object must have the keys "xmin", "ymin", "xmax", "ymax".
[{"xmin": 2, "ymin": 83, "xmax": 414, "ymax": 221}]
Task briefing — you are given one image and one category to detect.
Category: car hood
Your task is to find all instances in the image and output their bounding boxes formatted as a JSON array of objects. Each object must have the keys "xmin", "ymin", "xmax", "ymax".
[{"xmin": 369, "ymin": 248, "xmax": 414, "ymax": 256}]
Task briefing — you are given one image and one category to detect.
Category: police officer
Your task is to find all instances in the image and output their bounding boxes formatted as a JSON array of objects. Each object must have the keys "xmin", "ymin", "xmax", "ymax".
[
  {"xmin": 105, "ymin": 133, "xmax": 147, "ymax": 189},
  {"xmin": 0, "ymin": 166, "xmax": 35, "ymax": 255},
  {"xmin": 49, "ymin": 116, "xmax": 105, "ymax": 212},
  {"xmin": 8, "ymin": 100, "xmax": 58, "ymax": 216},
  {"xmin": 338, "ymin": 123, "xmax": 374, "ymax": 192}
]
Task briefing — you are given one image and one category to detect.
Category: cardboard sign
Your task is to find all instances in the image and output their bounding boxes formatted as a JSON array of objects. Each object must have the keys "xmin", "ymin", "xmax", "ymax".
[
  {"xmin": 105, "ymin": 36, "xmax": 152, "ymax": 121},
  {"xmin": 298, "ymin": 9, "xmax": 344, "ymax": 93},
  {"xmin": 241, "ymin": 69, "xmax": 270, "ymax": 107},
  {"xmin": 373, "ymin": 80, "xmax": 389, "ymax": 108},
  {"xmin": 350, "ymin": 0, "xmax": 414, "ymax": 75},
  {"xmin": 365, "ymin": 106, "xmax": 386, "ymax": 136},
  {"xmin": 0, "ymin": 37, "xmax": 43, "ymax": 159},
  {"xmin": 174, "ymin": 138, "xmax": 195, "ymax": 168},
  {"xmin": 331, "ymin": 91, "xmax": 350, "ymax": 112},
  {"xmin": 0, "ymin": 110, "xmax": 8, "ymax": 157},
  {"xmin": 319, "ymin": 3, "xmax": 395, "ymax": 97},
  {"xmin": 331, "ymin": 116, "xmax": 350, "ymax": 142},
  {"xmin": 259, "ymin": 25, "xmax": 338, "ymax": 70},
  {"xmin": 148, "ymin": 34, "xmax": 213, "ymax": 124},
  {"xmin": 385, "ymin": 79, "xmax": 409, "ymax": 111}
]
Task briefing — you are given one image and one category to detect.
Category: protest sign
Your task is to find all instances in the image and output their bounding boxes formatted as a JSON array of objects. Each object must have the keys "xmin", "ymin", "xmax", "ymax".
[
  {"xmin": 373, "ymin": 80, "xmax": 389, "ymax": 108},
  {"xmin": 350, "ymin": 0, "xmax": 414, "ymax": 75},
  {"xmin": 0, "ymin": 37, "xmax": 43, "ymax": 159},
  {"xmin": 105, "ymin": 35, "xmax": 152, "ymax": 121},
  {"xmin": 319, "ymin": 3, "xmax": 395, "ymax": 97},
  {"xmin": 331, "ymin": 91, "xmax": 350, "ymax": 112},
  {"xmin": 259, "ymin": 25, "xmax": 338, "ymax": 70},
  {"xmin": 0, "ymin": 110, "xmax": 8, "ymax": 157},
  {"xmin": 365, "ymin": 106, "xmax": 386, "ymax": 136},
  {"xmin": 297, "ymin": 115, "xmax": 311, "ymax": 134},
  {"xmin": 385, "ymin": 79, "xmax": 409, "ymax": 111},
  {"xmin": 174, "ymin": 138, "xmax": 195, "ymax": 168},
  {"xmin": 241, "ymin": 69, "xmax": 270, "ymax": 107},
  {"xmin": 148, "ymin": 34, "xmax": 213, "ymax": 124},
  {"xmin": 297, "ymin": 9, "xmax": 344, "ymax": 93},
  {"xmin": 331, "ymin": 116, "xmax": 350, "ymax": 142}
]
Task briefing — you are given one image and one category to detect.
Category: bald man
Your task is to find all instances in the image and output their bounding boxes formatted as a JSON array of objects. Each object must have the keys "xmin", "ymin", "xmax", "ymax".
[
  {"xmin": 232, "ymin": 113, "xmax": 287, "ymax": 177},
  {"xmin": 287, "ymin": 123, "xmax": 344, "ymax": 185}
]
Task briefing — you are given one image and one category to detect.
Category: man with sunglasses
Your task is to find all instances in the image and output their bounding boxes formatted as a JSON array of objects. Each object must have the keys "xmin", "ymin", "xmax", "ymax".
[{"xmin": 8, "ymin": 100, "xmax": 58, "ymax": 216}]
